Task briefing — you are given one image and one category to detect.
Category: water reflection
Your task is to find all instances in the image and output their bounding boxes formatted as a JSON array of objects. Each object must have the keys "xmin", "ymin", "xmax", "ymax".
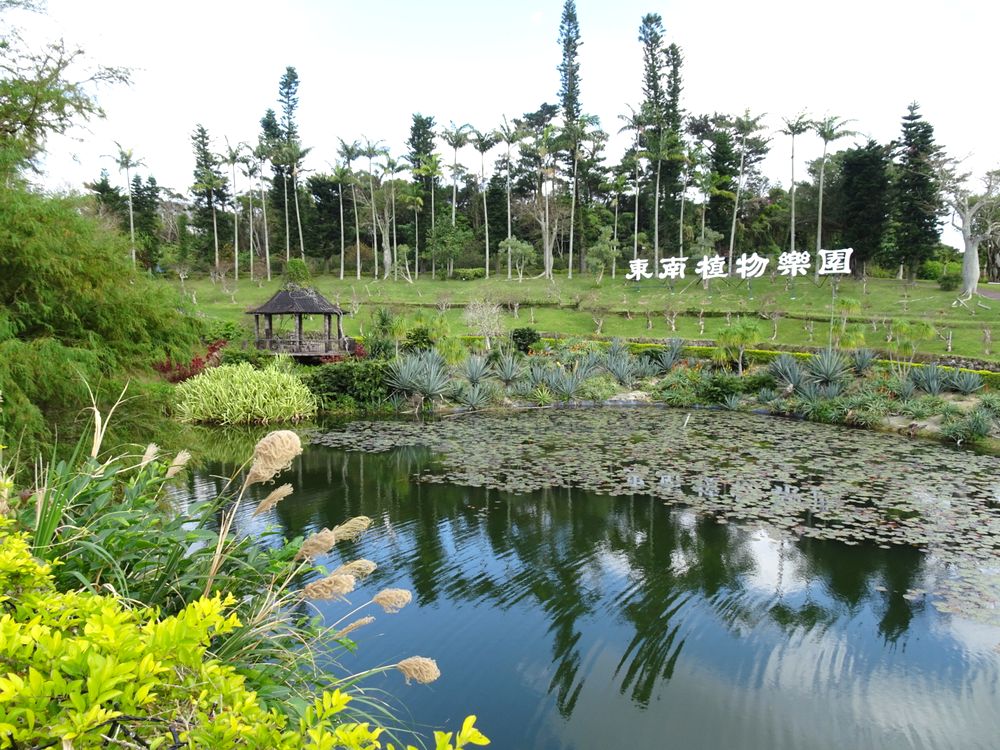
[{"xmin": 187, "ymin": 444, "xmax": 1000, "ymax": 750}]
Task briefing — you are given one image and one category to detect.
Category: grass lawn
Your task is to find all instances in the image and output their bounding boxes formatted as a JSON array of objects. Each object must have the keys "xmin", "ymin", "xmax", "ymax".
[{"xmin": 177, "ymin": 271, "xmax": 1000, "ymax": 363}]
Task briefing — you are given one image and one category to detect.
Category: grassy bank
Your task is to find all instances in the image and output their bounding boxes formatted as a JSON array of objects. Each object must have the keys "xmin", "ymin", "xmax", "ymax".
[{"xmin": 178, "ymin": 273, "xmax": 1000, "ymax": 363}]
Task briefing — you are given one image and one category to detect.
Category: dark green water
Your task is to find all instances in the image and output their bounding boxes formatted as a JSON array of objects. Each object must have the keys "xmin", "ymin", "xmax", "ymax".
[{"xmin": 184, "ymin": 423, "xmax": 1000, "ymax": 750}]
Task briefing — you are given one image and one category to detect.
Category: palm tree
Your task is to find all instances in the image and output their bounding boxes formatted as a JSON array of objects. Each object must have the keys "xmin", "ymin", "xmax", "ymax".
[
  {"xmin": 813, "ymin": 115, "xmax": 857, "ymax": 264},
  {"xmin": 223, "ymin": 140, "xmax": 243, "ymax": 280},
  {"xmin": 240, "ymin": 151, "xmax": 256, "ymax": 281},
  {"xmin": 338, "ymin": 138, "xmax": 363, "ymax": 280},
  {"xmin": 113, "ymin": 142, "xmax": 143, "ymax": 267},
  {"xmin": 400, "ymin": 182, "xmax": 424, "ymax": 277},
  {"xmin": 470, "ymin": 128, "xmax": 499, "ymax": 278},
  {"xmin": 331, "ymin": 162, "xmax": 352, "ymax": 280},
  {"xmin": 442, "ymin": 122, "xmax": 471, "ymax": 226},
  {"xmin": 362, "ymin": 136, "xmax": 387, "ymax": 279},
  {"xmin": 727, "ymin": 110, "xmax": 767, "ymax": 273},
  {"xmin": 780, "ymin": 113, "xmax": 813, "ymax": 255},
  {"xmin": 415, "ymin": 153, "xmax": 443, "ymax": 277},
  {"xmin": 285, "ymin": 142, "xmax": 311, "ymax": 261},
  {"xmin": 252, "ymin": 142, "xmax": 272, "ymax": 281},
  {"xmin": 384, "ymin": 155, "xmax": 405, "ymax": 279},
  {"xmin": 497, "ymin": 117, "xmax": 524, "ymax": 279},
  {"xmin": 270, "ymin": 144, "xmax": 293, "ymax": 263}
]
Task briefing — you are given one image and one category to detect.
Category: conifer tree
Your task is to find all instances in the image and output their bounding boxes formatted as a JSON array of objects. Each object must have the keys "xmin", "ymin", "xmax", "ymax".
[{"xmin": 893, "ymin": 102, "xmax": 943, "ymax": 275}]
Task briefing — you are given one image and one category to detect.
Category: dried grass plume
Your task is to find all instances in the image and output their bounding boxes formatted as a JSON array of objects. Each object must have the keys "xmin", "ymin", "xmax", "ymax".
[
  {"xmin": 138, "ymin": 443, "xmax": 159, "ymax": 470},
  {"xmin": 333, "ymin": 616, "xmax": 375, "ymax": 640},
  {"xmin": 373, "ymin": 588, "xmax": 412, "ymax": 613},
  {"xmin": 332, "ymin": 559, "xmax": 377, "ymax": 579},
  {"xmin": 244, "ymin": 430, "xmax": 302, "ymax": 487},
  {"xmin": 396, "ymin": 656, "xmax": 440, "ymax": 684},
  {"xmin": 303, "ymin": 573, "xmax": 356, "ymax": 600},
  {"xmin": 165, "ymin": 450, "xmax": 191, "ymax": 479},
  {"xmin": 253, "ymin": 483, "xmax": 293, "ymax": 516}
]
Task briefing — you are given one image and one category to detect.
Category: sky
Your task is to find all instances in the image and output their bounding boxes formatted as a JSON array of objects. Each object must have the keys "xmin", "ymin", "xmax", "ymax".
[{"xmin": 12, "ymin": 0, "xmax": 1000, "ymax": 237}]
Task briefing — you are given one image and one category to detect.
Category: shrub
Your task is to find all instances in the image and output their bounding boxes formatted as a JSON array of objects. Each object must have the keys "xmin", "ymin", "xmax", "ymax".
[
  {"xmin": 910, "ymin": 364, "xmax": 947, "ymax": 395},
  {"xmin": 604, "ymin": 351, "xmax": 640, "ymax": 388},
  {"xmin": 978, "ymin": 392, "xmax": 1000, "ymax": 417},
  {"xmin": 578, "ymin": 374, "xmax": 619, "ymax": 401},
  {"xmin": 283, "ymin": 258, "xmax": 311, "ymax": 283},
  {"xmin": 306, "ymin": 359, "xmax": 390, "ymax": 410},
  {"xmin": 220, "ymin": 346, "xmax": 275, "ymax": 369},
  {"xmin": 695, "ymin": 373, "xmax": 743, "ymax": 404},
  {"xmin": 511, "ymin": 327, "xmax": 541, "ymax": 354},
  {"xmin": 721, "ymin": 393, "xmax": 742, "ymax": 411},
  {"xmin": 918, "ymin": 259, "xmax": 944, "ymax": 280},
  {"xmin": 404, "ymin": 325, "xmax": 435, "ymax": 352},
  {"xmin": 938, "ymin": 272, "xmax": 962, "ymax": 291},
  {"xmin": 175, "ymin": 363, "xmax": 317, "ymax": 424},
  {"xmin": 204, "ymin": 319, "xmax": 246, "ymax": 343},
  {"xmin": 741, "ymin": 370, "xmax": 777, "ymax": 393},
  {"xmin": 941, "ymin": 408, "xmax": 994, "ymax": 444},
  {"xmin": 649, "ymin": 339, "xmax": 685, "ymax": 374},
  {"xmin": 757, "ymin": 387, "xmax": 779, "ymax": 404},
  {"xmin": 452, "ymin": 267, "xmax": 487, "ymax": 281}
]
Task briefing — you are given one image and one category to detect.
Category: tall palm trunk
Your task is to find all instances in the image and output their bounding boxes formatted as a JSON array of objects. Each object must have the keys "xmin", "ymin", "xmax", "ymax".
[
  {"xmin": 612, "ymin": 193, "xmax": 620, "ymax": 279},
  {"xmin": 293, "ymin": 168, "xmax": 305, "ymax": 260},
  {"xmin": 814, "ymin": 142, "xmax": 829, "ymax": 280},
  {"xmin": 338, "ymin": 188, "xmax": 345, "ymax": 280},
  {"xmin": 259, "ymin": 178, "xmax": 271, "ymax": 281},
  {"xmin": 430, "ymin": 184, "xmax": 436, "ymax": 279},
  {"xmin": 414, "ymin": 208, "xmax": 419, "ymax": 279},
  {"xmin": 506, "ymin": 146, "xmax": 513, "ymax": 280},
  {"xmin": 368, "ymin": 171, "xmax": 378, "ymax": 279},
  {"xmin": 125, "ymin": 167, "xmax": 135, "ymax": 267},
  {"xmin": 231, "ymin": 163, "xmax": 239, "ymax": 281},
  {"xmin": 247, "ymin": 176, "xmax": 254, "ymax": 282},
  {"xmin": 451, "ymin": 147, "xmax": 459, "ymax": 226},
  {"xmin": 481, "ymin": 152, "xmax": 490, "ymax": 279},
  {"xmin": 789, "ymin": 133, "xmax": 798, "ymax": 253},
  {"xmin": 568, "ymin": 151, "xmax": 577, "ymax": 279},
  {"xmin": 653, "ymin": 156, "xmax": 661, "ymax": 269},
  {"xmin": 211, "ymin": 202, "xmax": 220, "ymax": 269},
  {"xmin": 728, "ymin": 140, "xmax": 747, "ymax": 274},
  {"xmin": 351, "ymin": 184, "xmax": 362, "ymax": 280},
  {"xmin": 282, "ymin": 172, "xmax": 290, "ymax": 262},
  {"xmin": 389, "ymin": 182, "xmax": 397, "ymax": 280},
  {"xmin": 633, "ymin": 161, "xmax": 640, "ymax": 260}
]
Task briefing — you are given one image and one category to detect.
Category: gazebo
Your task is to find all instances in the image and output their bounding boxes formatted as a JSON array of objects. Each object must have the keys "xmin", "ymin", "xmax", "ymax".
[{"xmin": 246, "ymin": 286, "xmax": 348, "ymax": 356}]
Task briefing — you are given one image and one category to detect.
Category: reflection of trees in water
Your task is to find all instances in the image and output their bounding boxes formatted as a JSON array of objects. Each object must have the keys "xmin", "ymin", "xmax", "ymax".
[{"xmin": 200, "ymin": 446, "xmax": 930, "ymax": 716}]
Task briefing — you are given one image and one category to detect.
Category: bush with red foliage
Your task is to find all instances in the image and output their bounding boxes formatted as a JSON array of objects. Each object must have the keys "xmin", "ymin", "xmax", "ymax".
[{"xmin": 155, "ymin": 340, "xmax": 226, "ymax": 383}]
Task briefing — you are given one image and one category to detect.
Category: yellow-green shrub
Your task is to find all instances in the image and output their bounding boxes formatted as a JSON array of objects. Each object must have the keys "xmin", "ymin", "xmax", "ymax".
[
  {"xmin": 175, "ymin": 362, "xmax": 317, "ymax": 425},
  {"xmin": 0, "ymin": 522, "xmax": 488, "ymax": 749}
]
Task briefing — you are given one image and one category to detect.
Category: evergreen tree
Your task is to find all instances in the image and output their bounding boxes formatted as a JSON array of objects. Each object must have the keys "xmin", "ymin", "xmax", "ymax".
[
  {"xmin": 557, "ymin": 0, "xmax": 581, "ymax": 126},
  {"xmin": 130, "ymin": 174, "xmax": 162, "ymax": 269},
  {"xmin": 892, "ymin": 102, "xmax": 943, "ymax": 274},
  {"xmin": 407, "ymin": 113, "xmax": 437, "ymax": 251},
  {"xmin": 189, "ymin": 124, "xmax": 229, "ymax": 268},
  {"xmin": 841, "ymin": 140, "xmax": 891, "ymax": 274}
]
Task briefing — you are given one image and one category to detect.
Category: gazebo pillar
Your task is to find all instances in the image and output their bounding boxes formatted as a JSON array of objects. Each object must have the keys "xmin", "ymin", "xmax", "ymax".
[
  {"xmin": 264, "ymin": 314, "xmax": 273, "ymax": 349},
  {"xmin": 254, "ymin": 314, "xmax": 260, "ymax": 344},
  {"xmin": 323, "ymin": 314, "xmax": 332, "ymax": 352},
  {"xmin": 295, "ymin": 313, "xmax": 304, "ymax": 346},
  {"xmin": 336, "ymin": 313, "xmax": 344, "ymax": 343}
]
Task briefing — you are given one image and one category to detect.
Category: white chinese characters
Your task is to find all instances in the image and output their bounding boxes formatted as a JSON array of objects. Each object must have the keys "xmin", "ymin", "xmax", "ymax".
[{"xmin": 625, "ymin": 249, "xmax": 852, "ymax": 281}]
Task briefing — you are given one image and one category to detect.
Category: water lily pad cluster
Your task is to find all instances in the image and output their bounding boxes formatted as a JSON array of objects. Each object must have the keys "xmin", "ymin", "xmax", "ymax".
[{"xmin": 313, "ymin": 407, "xmax": 1000, "ymax": 624}]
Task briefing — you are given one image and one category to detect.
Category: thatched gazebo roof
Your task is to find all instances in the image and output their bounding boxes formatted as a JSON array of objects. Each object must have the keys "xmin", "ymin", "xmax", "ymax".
[{"xmin": 246, "ymin": 286, "xmax": 344, "ymax": 316}]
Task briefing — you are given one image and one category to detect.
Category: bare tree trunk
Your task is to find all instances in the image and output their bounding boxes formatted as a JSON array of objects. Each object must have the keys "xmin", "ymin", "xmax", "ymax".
[
  {"xmin": 352, "ymin": 184, "xmax": 362, "ymax": 280},
  {"xmin": 231, "ymin": 163, "xmax": 239, "ymax": 281},
  {"xmin": 789, "ymin": 134, "xmax": 797, "ymax": 253},
  {"xmin": 283, "ymin": 173, "xmax": 290, "ymax": 263},
  {"xmin": 389, "ymin": 182, "xmax": 397, "ymax": 280},
  {"xmin": 633, "ymin": 162, "xmax": 640, "ymax": 260},
  {"xmin": 728, "ymin": 145, "xmax": 746, "ymax": 274},
  {"xmin": 814, "ymin": 142, "xmax": 828, "ymax": 280},
  {"xmin": 568, "ymin": 152, "xmax": 577, "ymax": 279},
  {"xmin": 506, "ymin": 145, "xmax": 513, "ymax": 280},
  {"xmin": 653, "ymin": 157, "xmax": 661, "ymax": 269},
  {"xmin": 293, "ymin": 170, "xmax": 305, "ymax": 261},
  {"xmin": 482, "ymin": 152, "xmax": 490, "ymax": 279},
  {"xmin": 368, "ymin": 173, "xmax": 378, "ymax": 279},
  {"xmin": 338, "ymin": 189, "xmax": 345, "ymax": 280},
  {"xmin": 259, "ymin": 179, "xmax": 271, "ymax": 281}
]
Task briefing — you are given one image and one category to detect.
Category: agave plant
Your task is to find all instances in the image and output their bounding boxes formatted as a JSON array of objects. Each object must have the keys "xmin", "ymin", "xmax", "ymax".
[
  {"xmin": 806, "ymin": 349, "xmax": 850, "ymax": 387},
  {"xmin": 454, "ymin": 383, "xmax": 491, "ymax": 410},
  {"xmin": 386, "ymin": 351, "xmax": 450, "ymax": 410},
  {"xmin": 528, "ymin": 360, "xmax": 555, "ymax": 389},
  {"xmin": 769, "ymin": 354, "xmax": 804, "ymax": 389},
  {"xmin": 721, "ymin": 393, "xmax": 742, "ymax": 411},
  {"xmin": 459, "ymin": 354, "xmax": 492, "ymax": 386},
  {"xmin": 550, "ymin": 367, "xmax": 586, "ymax": 402},
  {"xmin": 910, "ymin": 364, "xmax": 946, "ymax": 396},
  {"xmin": 651, "ymin": 339, "xmax": 685, "ymax": 374},
  {"xmin": 949, "ymin": 370, "xmax": 983, "ymax": 395},
  {"xmin": 850, "ymin": 348, "xmax": 877, "ymax": 376},
  {"xmin": 795, "ymin": 380, "xmax": 822, "ymax": 401},
  {"xmin": 757, "ymin": 387, "xmax": 778, "ymax": 404},
  {"xmin": 606, "ymin": 338, "xmax": 630, "ymax": 359},
  {"xmin": 494, "ymin": 352, "xmax": 526, "ymax": 389},
  {"xmin": 819, "ymin": 382, "xmax": 844, "ymax": 399},
  {"xmin": 604, "ymin": 352, "xmax": 639, "ymax": 388}
]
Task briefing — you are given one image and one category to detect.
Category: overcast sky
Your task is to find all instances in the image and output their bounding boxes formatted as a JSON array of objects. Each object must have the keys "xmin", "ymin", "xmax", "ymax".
[{"xmin": 15, "ymin": 0, "xmax": 1000, "ymax": 225}]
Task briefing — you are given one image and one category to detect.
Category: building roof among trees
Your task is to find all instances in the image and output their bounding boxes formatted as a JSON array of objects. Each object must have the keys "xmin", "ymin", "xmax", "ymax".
[{"xmin": 246, "ymin": 286, "xmax": 345, "ymax": 315}]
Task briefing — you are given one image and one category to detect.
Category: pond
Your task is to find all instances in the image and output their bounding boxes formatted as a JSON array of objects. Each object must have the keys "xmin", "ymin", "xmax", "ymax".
[{"xmin": 182, "ymin": 408, "xmax": 1000, "ymax": 749}]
